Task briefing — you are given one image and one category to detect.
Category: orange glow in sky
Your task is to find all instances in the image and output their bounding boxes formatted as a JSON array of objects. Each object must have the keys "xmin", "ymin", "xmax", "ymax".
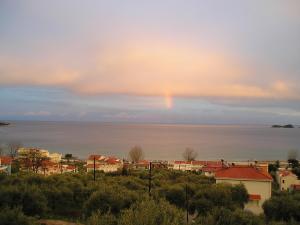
[{"xmin": 165, "ymin": 94, "xmax": 173, "ymax": 109}]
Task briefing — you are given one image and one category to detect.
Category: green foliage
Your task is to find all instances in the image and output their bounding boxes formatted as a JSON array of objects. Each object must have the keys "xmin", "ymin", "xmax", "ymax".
[
  {"xmin": 191, "ymin": 183, "xmax": 248, "ymax": 216},
  {"xmin": 0, "ymin": 169, "xmax": 298, "ymax": 225},
  {"xmin": 263, "ymin": 192, "xmax": 300, "ymax": 222},
  {"xmin": 159, "ymin": 184, "xmax": 185, "ymax": 208},
  {"xmin": 84, "ymin": 186, "xmax": 139, "ymax": 216},
  {"xmin": 87, "ymin": 211, "xmax": 118, "ymax": 225},
  {"xmin": 269, "ymin": 161, "xmax": 280, "ymax": 173},
  {"xmin": 0, "ymin": 207, "xmax": 37, "ymax": 225},
  {"xmin": 119, "ymin": 199, "xmax": 185, "ymax": 225},
  {"xmin": 0, "ymin": 185, "xmax": 47, "ymax": 216},
  {"xmin": 196, "ymin": 207, "xmax": 264, "ymax": 225},
  {"xmin": 292, "ymin": 167, "xmax": 300, "ymax": 179}
]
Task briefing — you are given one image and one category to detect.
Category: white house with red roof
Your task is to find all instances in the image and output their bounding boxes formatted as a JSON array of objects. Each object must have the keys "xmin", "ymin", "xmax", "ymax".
[
  {"xmin": 215, "ymin": 165, "xmax": 273, "ymax": 214},
  {"xmin": 86, "ymin": 155, "xmax": 123, "ymax": 173},
  {"xmin": 171, "ymin": 161, "xmax": 193, "ymax": 171},
  {"xmin": 0, "ymin": 156, "xmax": 12, "ymax": 175},
  {"xmin": 201, "ymin": 161, "xmax": 224, "ymax": 176},
  {"xmin": 276, "ymin": 169, "xmax": 300, "ymax": 191},
  {"xmin": 170, "ymin": 160, "xmax": 222, "ymax": 173}
]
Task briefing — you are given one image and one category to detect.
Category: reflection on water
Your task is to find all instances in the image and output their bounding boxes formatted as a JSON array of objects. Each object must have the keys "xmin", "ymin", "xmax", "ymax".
[{"xmin": 0, "ymin": 121, "xmax": 299, "ymax": 160}]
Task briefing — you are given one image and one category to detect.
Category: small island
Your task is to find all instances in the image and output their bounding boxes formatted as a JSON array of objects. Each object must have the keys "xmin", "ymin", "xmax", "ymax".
[
  {"xmin": 272, "ymin": 124, "xmax": 294, "ymax": 128},
  {"xmin": 0, "ymin": 122, "xmax": 10, "ymax": 126}
]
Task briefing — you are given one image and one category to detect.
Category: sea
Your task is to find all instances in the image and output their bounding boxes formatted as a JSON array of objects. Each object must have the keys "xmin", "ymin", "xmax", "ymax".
[{"xmin": 0, "ymin": 121, "xmax": 299, "ymax": 161}]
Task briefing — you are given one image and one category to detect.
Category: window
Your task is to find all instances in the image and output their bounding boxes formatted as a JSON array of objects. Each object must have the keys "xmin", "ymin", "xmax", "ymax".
[{"xmin": 282, "ymin": 180, "xmax": 285, "ymax": 183}]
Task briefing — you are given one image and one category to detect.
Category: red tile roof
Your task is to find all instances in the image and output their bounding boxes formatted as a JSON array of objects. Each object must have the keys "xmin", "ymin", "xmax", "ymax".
[
  {"xmin": 105, "ymin": 157, "xmax": 121, "ymax": 164},
  {"xmin": 174, "ymin": 160, "xmax": 223, "ymax": 166},
  {"xmin": 137, "ymin": 160, "xmax": 149, "ymax": 165},
  {"xmin": 278, "ymin": 170, "xmax": 297, "ymax": 177},
  {"xmin": 41, "ymin": 160, "xmax": 58, "ymax": 167},
  {"xmin": 86, "ymin": 164, "xmax": 101, "ymax": 169},
  {"xmin": 202, "ymin": 165, "xmax": 223, "ymax": 172},
  {"xmin": 291, "ymin": 184, "xmax": 300, "ymax": 190},
  {"xmin": 215, "ymin": 166, "xmax": 273, "ymax": 181},
  {"xmin": 249, "ymin": 194, "xmax": 261, "ymax": 201},
  {"xmin": 0, "ymin": 156, "xmax": 12, "ymax": 165},
  {"xmin": 88, "ymin": 155, "xmax": 104, "ymax": 160},
  {"xmin": 66, "ymin": 165, "xmax": 76, "ymax": 170},
  {"xmin": 174, "ymin": 161, "xmax": 191, "ymax": 164}
]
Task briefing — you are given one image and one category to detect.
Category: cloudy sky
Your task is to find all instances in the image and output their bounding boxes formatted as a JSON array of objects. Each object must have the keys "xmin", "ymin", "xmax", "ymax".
[{"xmin": 0, "ymin": 0, "xmax": 300, "ymax": 124}]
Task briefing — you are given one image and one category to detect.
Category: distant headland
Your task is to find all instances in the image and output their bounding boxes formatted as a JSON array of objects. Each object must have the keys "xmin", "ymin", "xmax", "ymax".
[
  {"xmin": 271, "ymin": 124, "xmax": 294, "ymax": 128},
  {"xmin": 0, "ymin": 122, "xmax": 10, "ymax": 126}
]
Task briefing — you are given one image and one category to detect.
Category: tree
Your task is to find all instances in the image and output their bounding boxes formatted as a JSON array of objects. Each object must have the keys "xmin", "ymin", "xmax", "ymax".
[
  {"xmin": 263, "ymin": 193, "xmax": 300, "ymax": 222},
  {"xmin": 19, "ymin": 148, "xmax": 48, "ymax": 173},
  {"xmin": 196, "ymin": 207, "xmax": 264, "ymax": 225},
  {"xmin": 64, "ymin": 153, "xmax": 73, "ymax": 163},
  {"xmin": 87, "ymin": 211, "xmax": 117, "ymax": 225},
  {"xmin": 288, "ymin": 150, "xmax": 298, "ymax": 161},
  {"xmin": 287, "ymin": 150, "xmax": 299, "ymax": 168},
  {"xmin": 129, "ymin": 146, "xmax": 144, "ymax": 163},
  {"xmin": 8, "ymin": 141, "xmax": 22, "ymax": 158},
  {"xmin": 269, "ymin": 161, "xmax": 280, "ymax": 173},
  {"xmin": 160, "ymin": 184, "xmax": 185, "ymax": 208},
  {"xmin": 119, "ymin": 199, "xmax": 185, "ymax": 225},
  {"xmin": 182, "ymin": 148, "xmax": 197, "ymax": 162},
  {"xmin": 0, "ymin": 143, "xmax": 4, "ymax": 156},
  {"xmin": 0, "ymin": 207, "xmax": 38, "ymax": 225},
  {"xmin": 84, "ymin": 186, "xmax": 138, "ymax": 216}
]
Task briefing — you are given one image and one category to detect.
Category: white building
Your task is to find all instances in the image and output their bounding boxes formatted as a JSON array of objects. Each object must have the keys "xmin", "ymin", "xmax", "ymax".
[
  {"xmin": 276, "ymin": 170, "xmax": 300, "ymax": 191},
  {"xmin": 18, "ymin": 147, "xmax": 49, "ymax": 158},
  {"xmin": 86, "ymin": 155, "xmax": 123, "ymax": 173},
  {"xmin": 48, "ymin": 152, "xmax": 62, "ymax": 163},
  {"xmin": 18, "ymin": 148, "xmax": 61, "ymax": 162},
  {"xmin": 215, "ymin": 166, "xmax": 273, "ymax": 214},
  {"xmin": 170, "ymin": 160, "xmax": 222, "ymax": 172}
]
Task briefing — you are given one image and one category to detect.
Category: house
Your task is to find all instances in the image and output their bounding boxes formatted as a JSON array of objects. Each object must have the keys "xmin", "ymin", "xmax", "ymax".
[
  {"xmin": 170, "ymin": 160, "xmax": 220, "ymax": 172},
  {"xmin": 201, "ymin": 161, "xmax": 224, "ymax": 176},
  {"xmin": 172, "ymin": 161, "xmax": 192, "ymax": 171},
  {"xmin": 215, "ymin": 165, "xmax": 273, "ymax": 214},
  {"xmin": 134, "ymin": 160, "xmax": 150, "ymax": 170},
  {"xmin": 48, "ymin": 152, "xmax": 62, "ymax": 163},
  {"xmin": 62, "ymin": 164, "xmax": 76, "ymax": 173},
  {"xmin": 276, "ymin": 170, "xmax": 300, "ymax": 191},
  {"xmin": 86, "ymin": 155, "xmax": 123, "ymax": 173},
  {"xmin": 151, "ymin": 160, "xmax": 168, "ymax": 169},
  {"xmin": 290, "ymin": 184, "xmax": 300, "ymax": 191},
  {"xmin": 40, "ymin": 160, "xmax": 61, "ymax": 175},
  {"xmin": 18, "ymin": 147, "xmax": 49, "ymax": 158},
  {"xmin": 0, "ymin": 156, "xmax": 12, "ymax": 175}
]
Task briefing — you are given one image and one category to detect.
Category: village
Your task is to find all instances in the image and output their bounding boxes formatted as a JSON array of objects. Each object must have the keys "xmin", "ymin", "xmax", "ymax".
[{"xmin": 0, "ymin": 147, "xmax": 299, "ymax": 215}]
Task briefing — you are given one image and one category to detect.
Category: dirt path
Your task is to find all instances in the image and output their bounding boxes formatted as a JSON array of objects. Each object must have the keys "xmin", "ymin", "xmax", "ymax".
[{"xmin": 39, "ymin": 220, "xmax": 84, "ymax": 225}]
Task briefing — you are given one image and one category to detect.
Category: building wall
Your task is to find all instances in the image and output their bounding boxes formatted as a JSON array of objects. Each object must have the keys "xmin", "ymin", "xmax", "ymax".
[
  {"xmin": 276, "ymin": 171, "xmax": 300, "ymax": 191},
  {"xmin": 216, "ymin": 178, "xmax": 272, "ymax": 214},
  {"xmin": 279, "ymin": 175, "xmax": 299, "ymax": 191},
  {"xmin": 87, "ymin": 164, "xmax": 122, "ymax": 173},
  {"xmin": 49, "ymin": 153, "xmax": 62, "ymax": 163}
]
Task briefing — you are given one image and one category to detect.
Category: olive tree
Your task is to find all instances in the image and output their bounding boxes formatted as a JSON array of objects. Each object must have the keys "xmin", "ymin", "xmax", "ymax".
[
  {"xmin": 129, "ymin": 146, "xmax": 144, "ymax": 163},
  {"xmin": 182, "ymin": 148, "xmax": 197, "ymax": 162}
]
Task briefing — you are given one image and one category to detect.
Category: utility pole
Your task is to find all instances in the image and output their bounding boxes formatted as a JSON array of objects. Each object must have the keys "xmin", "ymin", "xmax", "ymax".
[
  {"xmin": 148, "ymin": 162, "xmax": 152, "ymax": 196},
  {"xmin": 186, "ymin": 184, "xmax": 189, "ymax": 225},
  {"xmin": 93, "ymin": 156, "xmax": 96, "ymax": 181},
  {"xmin": 60, "ymin": 161, "xmax": 63, "ymax": 174}
]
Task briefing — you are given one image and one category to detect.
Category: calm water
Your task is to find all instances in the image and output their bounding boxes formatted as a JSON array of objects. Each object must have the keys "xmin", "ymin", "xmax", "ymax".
[{"xmin": 0, "ymin": 121, "xmax": 299, "ymax": 160}]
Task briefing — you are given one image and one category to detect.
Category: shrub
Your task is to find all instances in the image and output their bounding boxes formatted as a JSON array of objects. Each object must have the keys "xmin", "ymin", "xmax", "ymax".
[
  {"xmin": 0, "ymin": 207, "xmax": 37, "ymax": 225},
  {"xmin": 119, "ymin": 199, "xmax": 185, "ymax": 225}
]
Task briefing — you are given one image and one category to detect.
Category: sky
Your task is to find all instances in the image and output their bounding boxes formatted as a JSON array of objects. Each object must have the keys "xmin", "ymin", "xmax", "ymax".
[{"xmin": 0, "ymin": 0, "xmax": 300, "ymax": 124}]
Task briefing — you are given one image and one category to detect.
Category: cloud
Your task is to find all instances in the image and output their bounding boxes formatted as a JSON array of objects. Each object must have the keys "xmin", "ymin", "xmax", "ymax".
[
  {"xmin": 0, "ymin": 0, "xmax": 299, "ymax": 104},
  {"xmin": 24, "ymin": 111, "xmax": 51, "ymax": 116},
  {"xmin": 0, "ymin": 40, "xmax": 299, "ymax": 101}
]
